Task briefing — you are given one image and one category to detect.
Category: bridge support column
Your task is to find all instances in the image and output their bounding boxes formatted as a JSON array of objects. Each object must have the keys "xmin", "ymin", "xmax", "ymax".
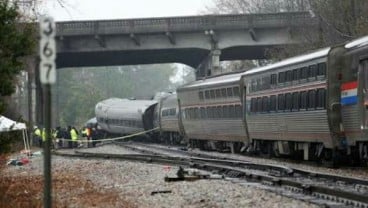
[{"xmin": 196, "ymin": 49, "xmax": 222, "ymax": 79}]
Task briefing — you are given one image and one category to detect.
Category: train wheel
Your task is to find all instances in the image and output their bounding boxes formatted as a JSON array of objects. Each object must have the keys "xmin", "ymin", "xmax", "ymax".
[{"xmin": 321, "ymin": 149, "xmax": 339, "ymax": 168}]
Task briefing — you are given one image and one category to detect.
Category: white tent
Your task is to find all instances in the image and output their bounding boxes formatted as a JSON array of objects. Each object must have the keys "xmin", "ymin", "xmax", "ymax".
[{"xmin": 0, "ymin": 115, "xmax": 30, "ymax": 153}]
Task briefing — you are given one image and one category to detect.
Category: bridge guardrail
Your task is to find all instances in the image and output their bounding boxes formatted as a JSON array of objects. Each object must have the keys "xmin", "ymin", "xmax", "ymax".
[{"xmin": 56, "ymin": 12, "xmax": 315, "ymax": 36}]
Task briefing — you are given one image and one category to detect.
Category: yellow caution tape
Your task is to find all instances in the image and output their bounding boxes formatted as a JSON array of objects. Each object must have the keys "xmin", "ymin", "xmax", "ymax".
[{"xmin": 55, "ymin": 127, "xmax": 159, "ymax": 143}]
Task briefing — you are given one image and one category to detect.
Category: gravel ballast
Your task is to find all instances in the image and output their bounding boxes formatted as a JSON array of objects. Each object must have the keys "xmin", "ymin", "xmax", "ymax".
[{"xmin": 2, "ymin": 145, "xmax": 324, "ymax": 207}]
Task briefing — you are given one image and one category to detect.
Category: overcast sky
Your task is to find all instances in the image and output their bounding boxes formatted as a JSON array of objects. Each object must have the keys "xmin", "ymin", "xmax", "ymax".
[{"xmin": 42, "ymin": 0, "xmax": 214, "ymax": 21}]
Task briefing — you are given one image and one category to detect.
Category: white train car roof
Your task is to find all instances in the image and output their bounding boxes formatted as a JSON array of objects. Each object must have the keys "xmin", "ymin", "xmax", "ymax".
[
  {"xmin": 243, "ymin": 47, "xmax": 330, "ymax": 77},
  {"xmin": 345, "ymin": 35, "xmax": 368, "ymax": 49},
  {"xmin": 95, "ymin": 98, "xmax": 157, "ymax": 119},
  {"xmin": 96, "ymin": 98, "xmax": 157, "ymax": 109},
  {"xmin": 177, "ymin": 71, "xmax": 244, "ymax": 91}
]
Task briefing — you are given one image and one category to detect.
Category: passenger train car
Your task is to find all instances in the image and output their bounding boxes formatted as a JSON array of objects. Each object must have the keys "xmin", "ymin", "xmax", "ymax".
[
  {"xmin": 241, "ymin": 36, "xmax": 368, "ymax": 162},
  {"xmin": 95, "ymin": 98, "xmax": 157, "ymax": 135},
  {"xmin": 95, "ymin": 35, "xmax": 368, "ymax": 164},
  {"xmin": 153, "ymin": 93, "xmax": 184, "ymax": 144},
  {"xmin": 177, "ymin": 72, "xmax": 248, "ymax": 152}
]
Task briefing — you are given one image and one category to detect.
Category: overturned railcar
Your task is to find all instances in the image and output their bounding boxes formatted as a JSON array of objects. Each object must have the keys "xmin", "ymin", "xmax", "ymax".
[{"xmin": 95, "ymin": 98, "xmax": 157, "ymax": 135}]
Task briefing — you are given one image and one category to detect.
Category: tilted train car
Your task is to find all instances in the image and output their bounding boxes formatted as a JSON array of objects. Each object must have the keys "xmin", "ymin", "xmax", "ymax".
[
  {"xmin": 241, "ymin": 35, "xmax": 368, "ymax": 163},
  {"xmin": 177, "ymin": 72, "xmax": 248, "ymax": 152},
  {"xmin": 155, "ymin": 93, "xmax": 184, "ymax": 144},
  {"xmin": 95, "ymin": 98, "xmax": 157, "ymax": 135}
]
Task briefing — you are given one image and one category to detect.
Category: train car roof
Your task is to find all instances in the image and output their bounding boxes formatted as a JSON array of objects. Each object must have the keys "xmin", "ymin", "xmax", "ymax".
[
  {"xmin": 178, "ymin": 71, "xmax": 244, "ymax": 91},
  {"xmin": 243, "ymin": 47, "xmax": 330, "ymax": 77},
  {"xmin": 345, "ymin": 35, "xmax": 368, "ymax": 49},
  {"xmin": 96, "ymin": 98, "xmax": 157, "ymax": 109}
]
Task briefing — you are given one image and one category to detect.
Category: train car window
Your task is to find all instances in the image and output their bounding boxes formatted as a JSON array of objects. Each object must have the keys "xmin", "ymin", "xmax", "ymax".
[
  {"xmin": 195, "ymin": 108, "xmax": 200, "ymax": 119},
  {"xmin": 270, "ymin": 74, "xmax": 277, "ymax": 85},
  {"xmin": 199, "ymin": 91, "xmax": 204, "ymax": 100},
  {"xmin": 316, "ymin": 88, "xmax": 326, "ymax": 109},
  {"xmin": 278, "ymin": 94, "xmax": 285, "ymax": 111},
  {"xmin": 285, "ymin": 93, "xmax": 292, "ymax": 111},
  {"xmin": 229, "ymin": 105, "xmax": 235, "ymax": 118},
  {"xmin": 309, "ymin": 65, "xmax": 317, "ymax": 78},
  {"xmin": 211, "ymin": 107, "xmax": 215, "ymax": 119},
  {"xmin": 257, "ymin": 97, "xmax": 262, "ymax": 112},
  {"xmin": 210, "ymin": 90, "xmax": 215, "ymax": 99},
  {"xmin": 223, "ymin": 105, "xmax": 230, "ymax": 118},
  {"xmin": 262, "ymin": 96, "xmax": 269, "ymax": 112},
  {"xmin": 216, "ymin": 106, "xmax": 222, "ymax": 118},
  {"xmin": 278, "ymin": 72, "xmax": 286, "ymax": 83},
  {"xmin": 292, "ymin": 69, "xmax": 298, "ymax": 81},
  {"xmin": 189, "ymin": 108, "xmax": 193, "ymax": 119},
  {"xmin": 200, "ymin": 107, "xmax": 206, "ymax": 119},
  {"xmin": 269, "ymin": 95, "xmax": 276, "ymax": 112},
  {"xmin": 263, "ymin": 76, "xmax": 270, "ymax": 89},
  {"xmin": 233, "ymin": 87, "xmax": 240, "ymax": 96},
  {"xmin": 221, "ymin": 88, "xmax": 227, "ymax": 97},
  {"xmin": 211, "ymin": 107, "xmax": 217, "ymax": 119},
  {"xmin": 251, "ymin": 98, "xmax": 257, "ymax": 112},
  {"xmin": 215, "ymin": 89, "xmax": 221, "ymax": 98},
  {"xmin": 171, "ymin": 108, "xmax": 176, "ymax": 116},
  {"xmin": 206, "ymin": 107, "xmax": 212, "ymax": 119},
  {"xmin": 301, "ymin": 67, "xmax": 308, "ymax": 79},
  {"xmin": 235, "ymin": 105, "xmax": 241, "ymax": 118},
  {"xmin": 292, "ymin": 92, "xmax": 300, "ymax": 110},
  {"xmin": 317, "ymin": 63, "xmax": 326, "ymax": 76},
  {"xmin": 307, "ymin": 90, "xmax": 316, "ymax": 109},
  {"xmin": 205, "ymin": 91, "xmax": 210, "ymax": 99},
  {"xmin": 300, "ymin": 91, "xmax": 307, "ymax": 109},
  {"xmin": 297, "ymin": 68, "xmax": 303, "ymax": 79},
  {"xmin": 256, "ymin": 79, "xmax": 261, "ymax": 91},
  {"xmin": 227, "ymin": 88, "xmax": 233, "ymax": 97},
  {"xmin": 250, "ymin": 80, "xmax": 255, "ymax": 92},
  {"xmin": 286, "ymin": 71, "xmax": 293, "ymax": 82},
  {"xmin": 207, "ymin": 107, "xmax": 211, "ymax": 119}
]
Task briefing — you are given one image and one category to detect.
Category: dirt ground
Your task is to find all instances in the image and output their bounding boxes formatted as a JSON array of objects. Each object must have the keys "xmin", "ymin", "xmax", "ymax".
[{"xmin": 0, "ymin": 154, "xmax": 135, "ymax": 208}]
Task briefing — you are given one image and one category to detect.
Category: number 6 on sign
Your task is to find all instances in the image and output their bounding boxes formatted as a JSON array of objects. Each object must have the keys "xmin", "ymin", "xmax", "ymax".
[{"xmin": 40, "ymin": 61, "xmax": 56, "ymax": 84}]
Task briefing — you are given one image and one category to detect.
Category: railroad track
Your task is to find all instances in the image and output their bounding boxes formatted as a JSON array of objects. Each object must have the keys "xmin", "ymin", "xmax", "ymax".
[{"xmin": 53, "ymin": 147, "xmax": 368, "ymax": 208}]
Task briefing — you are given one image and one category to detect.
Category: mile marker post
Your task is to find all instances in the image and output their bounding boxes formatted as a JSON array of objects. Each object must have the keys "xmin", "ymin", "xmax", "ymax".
[{"xmin": 39, "ymin": 16, "xmax": 56, "ymax": 208}]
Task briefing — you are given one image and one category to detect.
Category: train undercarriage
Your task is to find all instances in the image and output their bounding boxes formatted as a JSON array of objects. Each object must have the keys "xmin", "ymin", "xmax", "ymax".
[{"xmin": 185, "ymin": 138, "xmax": 368, "ymax": 166}]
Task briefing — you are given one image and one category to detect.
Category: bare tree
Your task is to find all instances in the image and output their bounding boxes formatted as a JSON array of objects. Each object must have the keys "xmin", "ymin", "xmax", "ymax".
[
  {"xmin": 206, "ymin": 0, "xmax": 308, "ymax": 14},
  {"xmin": 205, "ymin": 0, "xmax": 368, "ymax": 62}
]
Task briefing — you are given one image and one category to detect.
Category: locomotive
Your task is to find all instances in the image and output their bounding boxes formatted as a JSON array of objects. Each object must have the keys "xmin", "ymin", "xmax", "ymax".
[{"xmin": 96, "ymin": 35, "xmax": 368, "ymax": 164}]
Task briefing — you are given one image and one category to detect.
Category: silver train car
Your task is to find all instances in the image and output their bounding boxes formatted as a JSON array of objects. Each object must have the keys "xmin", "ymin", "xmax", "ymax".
[
  {"xmin": 95, "ymin": 98, "xmax": 157, "ymax": 135},
  {"xmin": 241, "ymin": 36, "xmax": 368, "ymax": 162},
  {"xmin": 154, "ymin": 93, "xmax": 184, "ymax": 144},
  {"xmin": 177, "ymin": 72, "xmax": 247, "ymax": 152}
]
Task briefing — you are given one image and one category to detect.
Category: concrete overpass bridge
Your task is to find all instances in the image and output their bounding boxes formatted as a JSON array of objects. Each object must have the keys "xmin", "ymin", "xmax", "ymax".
[{"xmin": 55, "ymin": 11, "xmax": 315, "ymax": 77}]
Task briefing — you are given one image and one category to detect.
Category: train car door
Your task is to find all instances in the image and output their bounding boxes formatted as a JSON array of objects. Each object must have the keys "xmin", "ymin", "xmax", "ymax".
[{"xmin": 359, "ymin": 59, "xmax": 368, "ymax": 136}]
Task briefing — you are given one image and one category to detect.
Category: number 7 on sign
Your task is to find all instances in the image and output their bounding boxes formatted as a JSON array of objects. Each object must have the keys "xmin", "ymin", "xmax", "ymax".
[{"xmin": 40, "ymin": 61, "xmax": 56, "ymax": 84}]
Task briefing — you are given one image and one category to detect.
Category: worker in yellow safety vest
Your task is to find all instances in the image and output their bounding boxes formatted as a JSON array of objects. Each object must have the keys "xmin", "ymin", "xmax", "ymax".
[
  {"xmin": 34, "ymin": 126, "xmax": 42, "ymax": 147},
  {"xmin": 70, "ymin": 127, "xmax": 79, "ymax": 148},
  {"xmin": 41, "ymin": 128, "xmax": 47, "ymax": 147}
]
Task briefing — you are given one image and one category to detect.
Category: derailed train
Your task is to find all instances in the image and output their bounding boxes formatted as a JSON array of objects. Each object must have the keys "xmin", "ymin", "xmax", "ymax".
[{"xmin": 95, "ymin": 36, "xmax": 368, "ymax": 164}]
